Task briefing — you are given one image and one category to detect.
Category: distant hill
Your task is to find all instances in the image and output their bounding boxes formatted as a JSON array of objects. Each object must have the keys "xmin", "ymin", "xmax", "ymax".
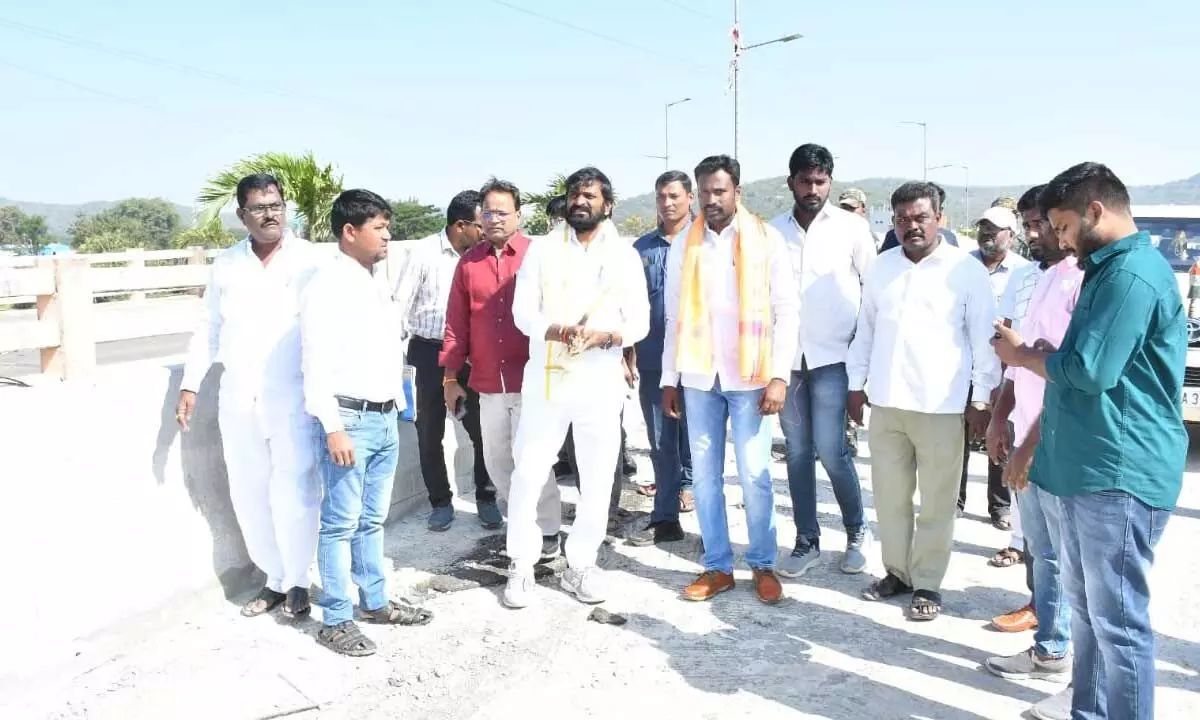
[
  {"xmin": 612, "ymin": 173, "xmax": 1200, "ymax": 228},
  {"xmin": 0, "ymin": 197, "xmax": 241, "ymax": 238}
]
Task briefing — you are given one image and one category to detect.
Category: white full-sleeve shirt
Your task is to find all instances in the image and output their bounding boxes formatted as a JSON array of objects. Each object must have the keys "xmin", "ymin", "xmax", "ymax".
[
  {"xmin": 660, "ymin": 218, "xmax": 800, "ymax": 392},
  {"xmin": 769, "ymin": 203, "xmax": 877, "ymax": 371},
  {"xmin": 512, "ymin": 223, "xmax": 650, "ymax": 400},
  {"xmin": 180, "ymin": 231, "xmax": 321, "ymax": 414},
  {"xmin": 300, "ymin": 251, "xmax": 406, "ymax": 433},
  {"xmin": 846, "ymin": 240, "xmax": 1000, "ymax": 414}
]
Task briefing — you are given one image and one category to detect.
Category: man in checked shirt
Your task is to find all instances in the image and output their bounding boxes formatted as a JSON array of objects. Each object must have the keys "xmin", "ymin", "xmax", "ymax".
[{"xmin": 393, "ymin": 190, "xmax": 499, "ymax": 532}]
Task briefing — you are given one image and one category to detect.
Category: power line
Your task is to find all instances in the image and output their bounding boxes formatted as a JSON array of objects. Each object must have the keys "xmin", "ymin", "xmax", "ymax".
[
  {"xmin": 485, "ymin": 0, "xmax": 715, "ymax": 70},
  {"xmin": 0, "ymin": 56, "xmax": 192, "ymax": 121},
  {"xmin": 656, "ymin": 0, "xmax": 726, "ymax": 24}
]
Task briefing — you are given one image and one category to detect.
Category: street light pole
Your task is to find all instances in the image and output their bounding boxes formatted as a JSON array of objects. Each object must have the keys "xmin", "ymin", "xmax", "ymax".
[
  {"xmin": 926, "ymin": 163, "xmax": 969, "ymax": 225},
  {"xmin": 901, "ymin": 121, "xmax": 928, "ymax": 180},
  {"xmin": 730, "ymin": 1, "xmax": 800, "ymax": 159},
  {"xmin": 664, "ymin": 97, "xmax": 691, "ymax": 171}
]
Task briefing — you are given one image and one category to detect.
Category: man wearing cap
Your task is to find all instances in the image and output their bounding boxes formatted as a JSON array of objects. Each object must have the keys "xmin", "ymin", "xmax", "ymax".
[
  {"xmin": 837, "ymin": 188, "xmax": 885, "ymax": 250},
  {"xmin": 962, "ymin": 206, "xmax": 1029, "ymax": 531}
]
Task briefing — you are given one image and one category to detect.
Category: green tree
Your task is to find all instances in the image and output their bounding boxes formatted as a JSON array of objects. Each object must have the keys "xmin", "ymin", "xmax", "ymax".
[
  {"xmin": 521, "ymin": 173, "xmax": 568, "ymax": 235},
  {"xmin": 69, "ymin": 198, "xmax": 182, "ymax": 250},
  {"xmin": 389, "ymin": 199, "xmax": 443, "ymax": 240},
  {"xmin": 78, "ymin": 229, "xmax": 136, "ymax": 254},
  {"xmin": 173, "ymin": 219, "xmax": 238, "ymax": 249},
  {"xmin": 0, "ymin": 205, "xmax": 52, "ymax": 254},
  {"xmin": 618, "ymin": 215, "xmax": 655, "ymax": 237},
  {"xmin": 197, "ymin": 151, "xmax": 343, "ymax": 241}
]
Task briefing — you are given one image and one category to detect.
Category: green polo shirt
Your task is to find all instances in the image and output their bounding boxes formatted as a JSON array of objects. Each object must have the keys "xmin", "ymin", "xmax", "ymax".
[{"xmin": 1033, "ymin": 230, "xmax": 1187, "ymax": 510}]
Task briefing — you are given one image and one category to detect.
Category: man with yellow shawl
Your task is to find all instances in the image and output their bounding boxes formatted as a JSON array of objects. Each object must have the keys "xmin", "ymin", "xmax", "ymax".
[
  {"xmin": 503, "ymin": 167, "xmax": 650, "ymax": 609},
  {"xmin": 661, "ymin": 155, "xmax": 800, "ymax": 605}
]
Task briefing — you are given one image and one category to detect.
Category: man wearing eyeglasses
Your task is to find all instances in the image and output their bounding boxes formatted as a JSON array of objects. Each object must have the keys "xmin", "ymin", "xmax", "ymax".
[
  {"xmin": 177, "ymin": 173, "xmax": 323, "ymax": 620},
  {"xmin": 442, "ymin": 179, "xmax": 562, "ymax": 558},
  {"xmin": 393, "ymin": 190, "xmax": 498, "ymax": 532}
]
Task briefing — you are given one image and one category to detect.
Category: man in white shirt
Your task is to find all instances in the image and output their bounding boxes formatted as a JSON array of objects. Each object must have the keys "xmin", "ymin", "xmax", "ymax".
[
  {"xmin": 392, "ymin": 190, "xmax": 499, "ymax": 532},
  {"xmin": 848, "ymin": 181, "xmax": 999, "ymax": 621},
  {"xmin": 663, "ymin": 155, "xmax": 800, "ymax": 606},
  {"xmin": 962, "ymin": 206, "xmax": 1030, "ymax": 530},
  {"xmin": 502, "ymin": 167, "xmax": 649, "ymax": 609},
  {"xmin": 177, "ymin": 173, "xmax": 321, "ymax": 621},
  {"xmin": 769, "ymin": 144, "xmax": 875, "ymax": 578},
  {"xmin": 301, "ymin": 190, "xmax": 433, "ymax": 657}
]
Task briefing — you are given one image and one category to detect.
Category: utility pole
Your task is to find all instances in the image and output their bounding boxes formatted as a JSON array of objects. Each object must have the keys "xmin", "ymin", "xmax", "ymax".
[
  {"xmin": 901, "ymin": 121, "xmax": 928, "ymax": 180},
  {"xmin": 730, "ymin": 1, "xmax": 800, "ymax": 159}
]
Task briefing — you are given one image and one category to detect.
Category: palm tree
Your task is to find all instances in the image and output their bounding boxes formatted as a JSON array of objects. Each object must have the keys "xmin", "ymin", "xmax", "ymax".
[{"xmin": 196, "ymin": 151, "xmax": 343, "ymax": 241}]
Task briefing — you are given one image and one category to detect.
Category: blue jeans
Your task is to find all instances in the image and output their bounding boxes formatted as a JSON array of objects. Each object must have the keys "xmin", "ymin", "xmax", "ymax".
[
  {"xmin": 1058, "ymin": 490, "xmax": 1170, "ymax": 720},
  {"xmin": 314, "ymin": 407, "xmax": 400, "ymax": 627},
  {"xmin": 684, "ymin": 379, "xmax": 776, "ymax": 573},
  {"xmin": 638, "ymin": 370, "xmax": 693, "ymax": 524},
  {"xmin": 1019, "ymin": 484, "xmax": 1070, "ymax": 658},
  {"xmin": 778, "ymin": 362, "xmax": 865, "ymax": 546}
]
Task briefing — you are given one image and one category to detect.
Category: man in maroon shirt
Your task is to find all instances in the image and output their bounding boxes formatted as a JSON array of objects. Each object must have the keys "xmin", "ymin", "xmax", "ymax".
[{"xmin": 441, "ymin": 178, "xmax": 562, "ymax": 558}]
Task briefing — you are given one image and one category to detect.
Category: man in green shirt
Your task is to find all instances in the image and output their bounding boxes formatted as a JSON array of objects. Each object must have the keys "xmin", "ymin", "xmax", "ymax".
[{"xmin": 993, "ymin": 162, "xmax": 1185, "ymax": 720}]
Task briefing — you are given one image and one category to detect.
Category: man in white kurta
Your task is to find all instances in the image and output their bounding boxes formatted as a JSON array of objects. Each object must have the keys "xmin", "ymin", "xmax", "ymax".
[
  {"xmin": 177, "ymin": 174, "xmax": 321, "ymax": 619},
  {"xmin": 502, "ymin": 168, "xmax": 649, "ymax": 609}
]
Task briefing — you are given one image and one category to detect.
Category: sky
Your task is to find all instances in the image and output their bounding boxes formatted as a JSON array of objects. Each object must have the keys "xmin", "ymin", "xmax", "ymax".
[{"xmin": 2, "ymin": 0, "xmax": 1198, "ymax": 211}]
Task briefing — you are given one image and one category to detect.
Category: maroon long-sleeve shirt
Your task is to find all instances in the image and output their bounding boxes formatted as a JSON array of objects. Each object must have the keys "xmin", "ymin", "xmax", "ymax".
[{"xmin": 439, "ymin": 232, "xmax": 531, "ymax": 394}]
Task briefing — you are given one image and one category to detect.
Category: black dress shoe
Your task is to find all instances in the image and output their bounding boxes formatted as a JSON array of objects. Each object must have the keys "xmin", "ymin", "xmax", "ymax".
[{"xmin": 627, "ymin": 520, "xmax": 685, "ymax": 547}]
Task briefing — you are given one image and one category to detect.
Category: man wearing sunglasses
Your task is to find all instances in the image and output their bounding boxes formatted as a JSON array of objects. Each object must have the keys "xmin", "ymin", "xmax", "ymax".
[{"xmin": 393, "ymin": 190, "xmax": 498, "ymax": 532}]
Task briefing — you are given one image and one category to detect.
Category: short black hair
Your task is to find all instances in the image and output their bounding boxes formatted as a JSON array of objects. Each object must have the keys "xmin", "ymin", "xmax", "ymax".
[
  {"xmin": 655, "ymin": 170, "xmax": 693, "ymax": 194},
  {"xmin": 565, "ymin": 166, "xmax": 615, "ymax": 204},
  {"xmin": 236, "ymin": 173, "xmax": 284, "ymax": 208},
  {"xmin": 546, "ymin": 194, "xmax": 567, "ymax": 219},
  {"xmin": 695, "ymin": 155, "xmax": 740, "ymax": 187},
  {"xmin": 931, "ymin": 182, "xmax": 947, "ymax": 209},
  {"xmin": 1017, "ymin": 184, "xmax": 1047, "ymax": 214},
  {"xmin": 446, "ymin": 190, "xmax": 481, "ymax": 226},
  {"xmin": 331, "ymin": 189, "xmax": 392, "ymax": 239},
  {"xmin": 1038, "ymin": 162, "xmax": 1131, "ymax": 217},
  {"xmin": 890, "ymin": 181, "xmax": 942, "ymax": 213},
  {"xmin": 787, "ymin": 143, "xmax": 834, "ymax": 178},
  {"xmin": 479, "ymin": 178, "xmax": 521, "ymax": 210}
]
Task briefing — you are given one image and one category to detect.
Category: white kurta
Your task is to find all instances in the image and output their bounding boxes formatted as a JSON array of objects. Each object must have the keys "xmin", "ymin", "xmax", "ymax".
[
  {"xmin": 180, "ymin": 231, "xmax": 322, "ymax": 592},
  {"xmin": 506, "ymin": 222, "xmax": 650, "ymax": 573}
]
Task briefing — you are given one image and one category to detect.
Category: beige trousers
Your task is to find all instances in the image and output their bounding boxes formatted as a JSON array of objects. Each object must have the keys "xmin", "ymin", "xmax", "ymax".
[
  {"xmin": 868, "ymin": 406, "xmax": 965, "ymax": 592},
  {"xmin": 478, "ymin": 392, "xmax": 561, "ymax": 535}
]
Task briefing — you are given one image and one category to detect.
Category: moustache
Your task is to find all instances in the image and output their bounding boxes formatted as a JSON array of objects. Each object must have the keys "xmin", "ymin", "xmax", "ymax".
[{"xmin": 903, "ymin": 230, "xmax": 925, "ymax": 241}]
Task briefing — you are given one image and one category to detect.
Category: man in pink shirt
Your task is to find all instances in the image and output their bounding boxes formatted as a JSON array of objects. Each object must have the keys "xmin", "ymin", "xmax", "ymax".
[{"xmin": 983, "ymin": 186, "xmax": 1085, "ymax": 720}]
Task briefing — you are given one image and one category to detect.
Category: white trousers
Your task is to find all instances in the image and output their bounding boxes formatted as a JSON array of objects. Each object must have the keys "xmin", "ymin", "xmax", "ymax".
[
  {"xmin": 478, "ymin": 392, "xmax": 561, "ymax": 535},
  {"xmin": 506, "ymin": 386, "xmax": 622, "ymax": 574},
  {"xmin": 218, "ymin": 402, "xmax": 320, "ymax": 592}
]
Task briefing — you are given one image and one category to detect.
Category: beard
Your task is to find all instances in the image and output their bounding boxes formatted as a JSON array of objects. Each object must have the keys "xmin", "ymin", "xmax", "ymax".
[
  {"xmin": 796, "ymin": 194, "xmax": 823, "ymax": 211},
  {"xmin": 567, "ymin": 207, "xmax": 604, "ymax": 232},
  {"xmin": 1028, "ymin": 242, "xmax": 1045, "ymax": 261},
  {"xmin": 1076, "ymin": 217, "xmax": 1103, "ymax": 260}
]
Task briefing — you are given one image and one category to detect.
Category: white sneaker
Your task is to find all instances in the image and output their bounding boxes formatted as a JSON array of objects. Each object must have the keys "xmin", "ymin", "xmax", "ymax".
[
  {"xmin": 561, "ymin": 566, "xmax": 606, "ymax": 604},
  {"xmin": 503, "ymin": 572, "xmax": 536, "ymax": 609}
]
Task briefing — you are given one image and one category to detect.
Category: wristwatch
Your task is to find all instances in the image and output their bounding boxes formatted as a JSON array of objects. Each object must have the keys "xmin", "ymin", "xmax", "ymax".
[
  {"xmin": 970, "ymin": 401, "xmax": 991, "ymax": 412},
  {"xmin": 602, "ymin": 333, "xmax": 614, "ymax": 350}
]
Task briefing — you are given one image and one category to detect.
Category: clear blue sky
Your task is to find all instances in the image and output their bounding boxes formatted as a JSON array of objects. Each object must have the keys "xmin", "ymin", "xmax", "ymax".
[{"xmin": 1, "ymin": 0, "xmax": 1197, "ymax": 210}]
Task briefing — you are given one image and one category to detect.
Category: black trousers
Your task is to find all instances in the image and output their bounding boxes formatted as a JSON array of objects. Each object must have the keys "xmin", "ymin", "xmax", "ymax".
[
  {"xmin": 407, "ymin": 336, "xmax": 494, "ymax": 508},
  {"xmin": 958, "ymin": 423, "xmax": 1010, "ymax": 518}
]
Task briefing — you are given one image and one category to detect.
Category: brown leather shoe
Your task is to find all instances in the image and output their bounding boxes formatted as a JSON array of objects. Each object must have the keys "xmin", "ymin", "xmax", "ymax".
[
  {"xmin": 683, "ymin": 570, "xmax": 735, "ymax": 601},
  {"xmin": 991, "ymin": 603, "xmax": 1038, "ymax": 632},
  {"xmin": 752, "ymin": 568, "xmax": 783, "ymax": 605}
]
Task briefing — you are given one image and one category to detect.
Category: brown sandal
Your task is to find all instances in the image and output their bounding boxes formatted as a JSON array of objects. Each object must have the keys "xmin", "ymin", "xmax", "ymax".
[
  {"xmin": 988, "ymin": 547, "xmax": 1024, "ymax": 568},
  {"xmin": 240, "ymin": 587, "xmax": 286, "ymax": 617},
  {"xmin": 679, "ymin": 489, "xmax": 695, "ymax": 513},
  {"xmin": 363, "ymin": 600, "xmax": 434, "ymax": 626},
  {"xmin": 635, "ymin": 483, "xmax": 657, "ymax": 497}
]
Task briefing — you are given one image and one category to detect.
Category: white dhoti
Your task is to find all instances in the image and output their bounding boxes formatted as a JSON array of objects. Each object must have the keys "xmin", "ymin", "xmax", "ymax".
[
  {"xmin": 217, "ymin": 396, "xmax": 320, "ymax": 592},
  {"xmin": 478, "ymin": 392, "xmax": 561, "ymax": 535},
  {"xmin": 506, "ymin": 375, "xmax": 623, "ymax": 574}
]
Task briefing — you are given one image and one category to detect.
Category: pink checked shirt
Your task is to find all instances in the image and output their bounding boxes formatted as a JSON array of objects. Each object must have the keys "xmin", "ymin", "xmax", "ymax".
[{"xmin": 1006, "ymin": 256, "xmax": 1085, "ymax": 445}]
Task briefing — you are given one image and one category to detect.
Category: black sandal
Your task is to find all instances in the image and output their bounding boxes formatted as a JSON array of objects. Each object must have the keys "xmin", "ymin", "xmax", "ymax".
[
  {"xmin": 240, "ymin": 587, "xmax": 286, "ymax": 617},
  {"xmin": 317, "ymin": 621, "xmax": 376, "ymax": 657},
  {"xmin": 862, "ymin": 573, "xmax": 913, "ymax": 601},
  {"xmin": 907, "ymin": 590, "xmax": 943, "ymax": 621},
  {"xmin": 281, "ymin": 587, "xmax": 311, "ymax": 619},
  {"xmin": 363, "ymin": 600, "xmax": 434, "ymax": 626}
]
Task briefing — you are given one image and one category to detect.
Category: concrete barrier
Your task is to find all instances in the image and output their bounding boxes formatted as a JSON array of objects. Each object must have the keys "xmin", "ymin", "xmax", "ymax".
[{"xmin": 0, "ymin": 355, "xmax": 470, "ymax": 678}]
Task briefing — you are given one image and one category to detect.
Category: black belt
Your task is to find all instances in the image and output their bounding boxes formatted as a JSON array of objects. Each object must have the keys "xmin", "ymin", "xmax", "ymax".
[
  {"xmin": 337, "ymin": 395, "xmax": 396, "ymax": 413},
  {"xmin": 411, "ymin": 335, "xmax": 443, "ymax": 346}
]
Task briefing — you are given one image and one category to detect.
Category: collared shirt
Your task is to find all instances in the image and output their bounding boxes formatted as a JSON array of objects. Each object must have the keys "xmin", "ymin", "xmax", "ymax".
[
  {"xmin": 769, "ymin": 203, "xmax": 877, "ymax": 370},
  {"xmin": 180, "ymin": 231, "xmax": 321, "ymax": 413},
  {"xmin": 1036, "ymin": 231, "xmax": 1187, "ymax": 509},
  {"xmin": 997, "ymin": 261, "xmax": 1046, "ymax": 331},
  {"xmin": 391, "ymin": 229, "xmax": 462, "ymax": 341},
  {"xmin": 1006, "ymin": 257, "xmax": 1084, "ymax": 445},
  {"xmin": 660, "ymin": 218, "xmax": 800, "ymax": 392},
  {"xmin": 971, "ymin": 249, "xmax": 1030, "ymax": 305},
  {"xmin": 633, "ymin": 226, "xmax": 685, "ymax": 374},
  {"xmin": 847, "ymin": 241, "xmax": 1000, "ymax": 414},
  {"xmin": 440, "ymin": 232, "xmax": 532, "ymax": 394},
  {"xmin": 512, "ymin": 223, "xmax": 650, "ymax": 399},
  {"xmin": 300, "ymin": 252, "xmax": 406, "ymax": 434},
  {"xmin": 879, "ymin": 227, "xmax": 959, "ymax": 253}
]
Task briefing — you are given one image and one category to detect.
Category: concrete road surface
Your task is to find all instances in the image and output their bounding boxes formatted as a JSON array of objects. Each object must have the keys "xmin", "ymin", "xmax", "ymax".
[{"xmin": 0, "ymin": 333, "xmax": 191, "ymax": 377}]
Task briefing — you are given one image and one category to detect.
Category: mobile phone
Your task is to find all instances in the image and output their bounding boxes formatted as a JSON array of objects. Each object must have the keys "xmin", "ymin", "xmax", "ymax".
[{"xmin": 453, "ymin": 397, "xmax": 467, "ymax": 421}]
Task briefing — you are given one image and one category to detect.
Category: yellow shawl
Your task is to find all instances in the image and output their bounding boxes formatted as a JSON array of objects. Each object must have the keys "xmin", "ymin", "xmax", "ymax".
[{"xmin": 675, "ymin": 203, "xmax": 773, "ymax": 383}]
